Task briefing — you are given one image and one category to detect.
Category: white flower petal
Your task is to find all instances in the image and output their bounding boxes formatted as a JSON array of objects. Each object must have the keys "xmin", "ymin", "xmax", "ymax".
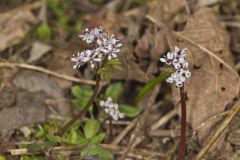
[{"xmin": 160, "ymin": 58, "xmax": 166, "ymax": 62}]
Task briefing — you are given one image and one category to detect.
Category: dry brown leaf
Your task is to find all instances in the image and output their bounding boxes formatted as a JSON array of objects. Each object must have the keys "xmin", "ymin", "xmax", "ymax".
[
  {"xmin": 0, "ymin": 8, "xmax": 36, "ymax": 52},
  {"xmin": 28, "ymin": 41, "xmax": 52, "ymax": 63},
  {"xmin": 47, "ymin": 49, "xmax": 75, "ymax": 89},
  {"xmin": 147, "ymin": 0, "xmax": 186, "ymax": 23},
  {"xmin": 13, "ymin": 70, "xmax": 72, "ymax": 116},
  {"xmin": 172, "ymin": 8, "xmax": 239, "ymax": 145}
]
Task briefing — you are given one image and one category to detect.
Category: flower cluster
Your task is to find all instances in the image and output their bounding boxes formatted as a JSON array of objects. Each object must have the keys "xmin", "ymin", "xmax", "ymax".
[
  {"xmin": 160, "ymin": 46, "xmax": 191, "ymax": 87},
  {"xmin": 71, "ymin": 26, "xmax": 122, "ymax": 69},
  {"xmin": 99, "ymin": 97, "xmax": 124, "ymax": 121}
]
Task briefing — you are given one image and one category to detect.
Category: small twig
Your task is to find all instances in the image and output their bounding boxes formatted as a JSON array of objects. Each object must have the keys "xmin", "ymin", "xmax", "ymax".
[
  {"xmin": 145, "ymin": 15, "xmax": 175, "ymax": 50},
  {"xmin": 222, "ymin": 21, "xmax": 240, "ymax": 28},
  {"xmin": 0, "ymin": 62, "xmax": 96, "ymax": 85},
  {"xmin": 151, "ymin": 108, "xmax": 178, "ymax": 130},
  {"xmin": 192, "ymin": 111, "xmax": 229, "ymax": 139},
  {"xmin": 120, "ymin": 87, "xmax": 159, "ymax": 160},
  {"xmin": 105, "ymin": 120, "xmax": 130, "ymax": 125},
  {"xmin": 149, "ymin": 129, "xmax": 178, "ymax": 137},
  {"xmin": 6, "ymin": 144, "xmax": 165, "ymax": 159},
  {"xmin": 196, "ymin": 100, "xmax": 240, "ymax": 160},
  {"xmin": 112, "ymin": 101, "xmax": 164, "ymax": 145},
  {"xmin": 111, "ymin": 118, "xmax": 139, "ymax": 145}
]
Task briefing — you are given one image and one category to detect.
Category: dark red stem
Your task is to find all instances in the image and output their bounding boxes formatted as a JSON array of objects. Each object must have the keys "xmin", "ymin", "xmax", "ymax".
[
  {"xmin": 57, "ymin": 74, "xmax": 101, "ymax": 136},
  {"xmin": 107, "ymin": 117, "xmax": 113, "ymax": 143},
  {"xmin": 177, "ymin": 84, "xmax": 187, "ymax": 160}
]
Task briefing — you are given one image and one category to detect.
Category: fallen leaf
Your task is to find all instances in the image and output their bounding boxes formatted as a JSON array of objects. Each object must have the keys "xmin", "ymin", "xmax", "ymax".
[
  {"xmin": 47, "ymin": 48, "xmax": 75, "ymax": 89},
  {"xmin": 173, "ymin": 8, "xmax": 239, "ymax": 145},
  {"xmin": 12, "ymin": 70, "xmax": 71, "ymax": 116},
  {"xmin": 28, "ymin": 41, "xmax": 52, "ymax": 63},
  {"xmin": 0, "ymin": 7, "xmax": 36, "ymax": 52}
]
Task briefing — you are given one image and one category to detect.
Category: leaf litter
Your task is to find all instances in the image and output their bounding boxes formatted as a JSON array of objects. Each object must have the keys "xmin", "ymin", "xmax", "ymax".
[{"xmin": 0, "ymin": 0, "xmax": 240, "ymax": 159}]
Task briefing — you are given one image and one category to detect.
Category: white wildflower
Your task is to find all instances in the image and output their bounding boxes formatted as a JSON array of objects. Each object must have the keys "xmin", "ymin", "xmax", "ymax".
[
  {"xmin": 99, "ymin": 97, "xmax": 124, "ymax": 121},
  {"xmin": 160, "ymin": 46, "xmax": 191, "ymax": 87},
  {"xmin": 79, "ymin": 27, "xmax": 103, "ymax": 44},
  {"xmin": 71, "ymin": 26, "xmax": 122, "ymax": 69}
]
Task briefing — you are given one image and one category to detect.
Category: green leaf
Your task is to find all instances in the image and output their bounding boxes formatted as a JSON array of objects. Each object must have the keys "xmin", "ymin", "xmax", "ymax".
[
  {"xmin": 71, "ymin": 86, "xmax": 93, "ymax": 98},
  {"xmin": 36, "ymin": 24, "xmax": 51, "ymax": 43},
  {"xmin": 46, "ymin": 134, "xmax": 62, "ymax": 143},
  {"xmin": 90, "ymin": 133, "xmax": 105, "ymax": 144},
  {"xmin": 119, "ymin": 104, "xmax": 140, "ymax": 117},
  {"xmin": 81, "ymin": 144, "xmax": 113, "ymax": 160},
  {"xmin": 0, "ymin": 156, "xmax": 6, "ymax": 160},
  {"xmin": 21, "ymin": 156, "xmax": 44, "ymax": 160},
  {"xmin": 67, "ymin": 128, "xmax": 78, "ymax": 144},
  {"xmin": 136, "ymin": 74, "xmax": 167, "ymax": 102},
  {"xmin": 34, "ymin": 128, "xmax": 46, "ymax": 138},
  {"xmin": 56, "ymin": 155, "xmax": 66, "ymax": 160},
  {"xmin": 71, "ymin": 99, "xmax": 87, "ymax": 110},
  {"xmin": 98, "ymin": 59, "xmax": 122, "ymax": 81},
  {"xmin": 71, "ymin": 86, "xmax": 93, "ymax": 109},
  {"xmin": 65, "ymin": 128, "xmax": 88, "ymax": 145},
  {"xmin": 105, "ymin": 82, "xmax": 123, "ymax": 101},
  {"xmin": 84, "ymin": 120, "xmax": 100, "ymax": 139}
]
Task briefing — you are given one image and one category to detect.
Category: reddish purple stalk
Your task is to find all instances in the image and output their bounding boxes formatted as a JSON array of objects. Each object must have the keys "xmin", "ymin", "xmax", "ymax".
[{"xmin": 177, "ymin": 84, "xmax": 187, "ymax": 160}]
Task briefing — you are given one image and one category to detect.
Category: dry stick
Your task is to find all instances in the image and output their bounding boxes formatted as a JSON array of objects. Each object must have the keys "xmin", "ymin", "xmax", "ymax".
[
  {"xmin": 111, "ymin": 118, "xmax": 138, "ymax": 145},
  {"xmin": 149, "ymin": 129, "xmax": 178, "ymax": 137},
  {"xmin": 120, "ymin": 88, "xmax": 159, "ymax": 160},
  {"xmin": 112, "ymin": 102, "xmax": 162, "ymax": 145},
  {"xmin": 196, "ymin": 100, "xmax": 240, "ymax": 160},
  {"xmin": 177, "ymin": 85, "xmax": 187, "ymax": 160},
  {"xmin": 57, "ymin": 74, "xmax": 101, "ymax": 136},
  {"xmin": 151, "ymin": 108, "xmax": 178, "ymax": 130},
  {"xmin": 145, "ymin": 15, "xmax": 175, "ymax": 51},
  {"xmin": 6, "ymin": 144, "xmax": 164, "ymax": 159},
  {"xmin": 0, "ymin": 62, "xmax": 96, "ymax": 85},
  {"xmin": 192, "ymin": 111, "xmax": 229, "ymax": 139}
]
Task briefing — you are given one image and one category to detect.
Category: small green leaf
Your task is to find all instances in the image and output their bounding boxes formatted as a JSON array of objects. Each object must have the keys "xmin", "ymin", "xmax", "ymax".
[
  {"xmin": 71, "ymin": 99, "xmax": 87, "ymax": 110},
  {"xmin": 98, "ymin": 59, "xmax": 122, "ymax": 81},
  {"xmin": 119, "ymin": 104, "xmax": 140, "ymax": 117},
  {"xmin": 84, "ymin": 120, "xmax": 100, "ymax": 139},
  {"xmin": 81, "ymin": 144, "xmax": 113, "ymax": 160},
  {"xmin": 21, "ymin": 156, "xmax": 44, "ymax": 160},
  {"xmin": 105, "ymin": 82, "xmax": 123, "ymax": 101},
  {"xmin": 0, "ymin": 156, "xmax": 6, "ymax": 160},
  {"xmin": 65, "ymin": 128, "xmax": 88, "ymax": 145},
  {"xmin": 71, "ymin": 86, "xmax": 93, "ymax": 98},
  {"xmin": 136, "ymin": 74, "xmax": 167, "ymax": 102},
  {"xmin": 56, "ymin": 155, "xmax": 66, "ymax": 160},
  {"xmin": 36, "ymin": 24, "xmax": 51, "ymax": 43},
  {"xmin": 90, "ymin": 133, "xmax": 105, "ymax": 144},
  {"xmin": 71, "ymin": 85, "xmax": 93, "ymax": 109},
  {"xmin": 67, "ymin": 128, "xmax": 78, "ymax": 144},
  {"xmin": 34, "ymin": 129, "xmax": 46, "ymax": 138},
  {"xmin": 46, "ymin": 134, "xmax": 61, "ymax": 143},
  {"xmin": 21, "ymin": 156, "xmax": 30, "ymax": 160}
]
